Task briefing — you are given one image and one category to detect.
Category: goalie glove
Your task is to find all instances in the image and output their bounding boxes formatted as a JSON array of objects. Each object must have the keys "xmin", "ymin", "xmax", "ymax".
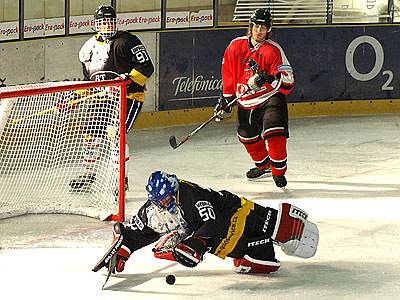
[
  {"xmin": 173, "ymin": 236, "xmax": 207, "ymax": 268},
  {"xmin": 247, "ymin": 71, "xmax": 275, "ymax": 92},
  {"xmin": 114, "ymin": 245, "xmax": 131, "ymax": 273},
  {"xmin": 92, "ymin": 222, "xmax": 132, "ymax": 273},
  {"xmin": 152, "ymin": 230, "xmax": 182, "ymax": 262}
]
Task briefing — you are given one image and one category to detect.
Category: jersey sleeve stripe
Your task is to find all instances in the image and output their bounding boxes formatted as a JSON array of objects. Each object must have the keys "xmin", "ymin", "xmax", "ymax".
[{"xmin": 129, "ymin": 69, "xmax": 150, "ymax": 86}]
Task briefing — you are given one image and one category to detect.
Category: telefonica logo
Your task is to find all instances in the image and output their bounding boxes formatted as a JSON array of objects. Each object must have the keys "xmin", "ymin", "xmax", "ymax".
[{"xmin": 172, "ymin": 75, "xmax": 222, "ymax": 96}]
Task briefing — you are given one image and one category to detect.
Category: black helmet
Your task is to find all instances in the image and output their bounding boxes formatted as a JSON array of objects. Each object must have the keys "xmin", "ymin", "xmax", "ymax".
[
  {"xmin": 250, "ymin": 8, "xmax": 272, "ymax": 27},
  {"xmin": 94, "ymin": 5, "xmax": 116, "ymax": 20}
]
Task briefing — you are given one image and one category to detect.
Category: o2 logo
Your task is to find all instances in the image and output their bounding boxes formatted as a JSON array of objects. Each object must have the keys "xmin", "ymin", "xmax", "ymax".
[{"xmin": 345, "ymin": 35, "xmax": 393, "ymax": 91}]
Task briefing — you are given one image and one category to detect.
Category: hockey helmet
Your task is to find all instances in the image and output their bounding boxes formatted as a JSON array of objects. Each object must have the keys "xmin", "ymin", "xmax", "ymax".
[
  {"xmin": 146, "ymin": 171, "xmax": 179, "ymax": 213},
  {"xmin": 250, "ymin": 8, "xmax": 272, "ymax": 27},
  {"xmin": 94, "ymin": 5, "xmax": 117, "ymax": 39}
]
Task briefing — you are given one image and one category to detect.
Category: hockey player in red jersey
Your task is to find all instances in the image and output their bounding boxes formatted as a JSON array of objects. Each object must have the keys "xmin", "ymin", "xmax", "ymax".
[
  {"xmin": 69, "ymin": 5, "xmax": 154, "ymax": 191},
  {"xmin": 93, "ymin": 171, "xmax": 318, "ymax": 275},
  {"xmin": 216, "ymin": 8, "xmax": 294, "ymax": 187}
]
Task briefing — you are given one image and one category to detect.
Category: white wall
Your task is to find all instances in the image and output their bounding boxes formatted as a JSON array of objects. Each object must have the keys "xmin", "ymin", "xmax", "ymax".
[{"xmin": 0, "ymin": 32, "xmax": 158, "ymax": 112}]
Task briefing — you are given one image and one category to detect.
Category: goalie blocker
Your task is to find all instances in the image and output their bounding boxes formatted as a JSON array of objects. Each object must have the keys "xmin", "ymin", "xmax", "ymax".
[{"xmin": 93, "ymin": 171, "xmax": 319, "ymax": 276}]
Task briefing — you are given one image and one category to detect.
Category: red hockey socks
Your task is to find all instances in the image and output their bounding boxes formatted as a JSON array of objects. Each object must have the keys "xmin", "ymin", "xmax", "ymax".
[
  {"xmin": 238, "ymin": 135, "xmax": 269, "ymax": 170},
  {"xmin": 266, "ymin": 136, "xmax": 287, "ymax": 176}
]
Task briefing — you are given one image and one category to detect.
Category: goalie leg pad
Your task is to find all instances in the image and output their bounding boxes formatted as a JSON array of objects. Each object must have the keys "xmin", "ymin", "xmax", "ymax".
[
  {"xmin": 272, "ymin": 203, "xmax": 319, "ymax": 258},
  {"xmin": 233, "ymin": 255, "xmax": 280, "ymax": 274}
]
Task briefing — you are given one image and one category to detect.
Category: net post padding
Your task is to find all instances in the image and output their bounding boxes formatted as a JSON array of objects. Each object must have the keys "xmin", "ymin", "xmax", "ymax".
[{"xmin": 0, "ymin": 79, "xmax": 127, "ymax": 221}]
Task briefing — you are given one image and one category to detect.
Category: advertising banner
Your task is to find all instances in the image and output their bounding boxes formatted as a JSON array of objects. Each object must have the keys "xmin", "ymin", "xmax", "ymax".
[
  {"xmin": 158, "ymin": 29, "xmax": 241, "ymax": 110},
  {"xmin": 24, "ymin": 18, "xmax": 65, "ymax": 39},
  {"xmin": 159, "ymin": 26, "xmax": 400, "ymax": 110},
  {"xmin": 0, "ymin": 21, "xmax": 19, "ymax": 41}
]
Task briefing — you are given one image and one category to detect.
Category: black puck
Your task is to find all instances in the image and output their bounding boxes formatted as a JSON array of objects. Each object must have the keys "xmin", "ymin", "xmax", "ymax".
[{"xmin": 165, "ymin": 274, "xmax": 176, "ymax": 285}]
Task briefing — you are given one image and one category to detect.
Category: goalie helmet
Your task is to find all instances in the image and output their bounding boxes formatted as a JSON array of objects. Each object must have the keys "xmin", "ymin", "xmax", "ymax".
[
  {"xmin": 146, "ymin": 171, "xmax": 179, "ymax": 213},
  {"xmin": 94, "ymin": 5, "xmax": 117, "ymax": 39}
]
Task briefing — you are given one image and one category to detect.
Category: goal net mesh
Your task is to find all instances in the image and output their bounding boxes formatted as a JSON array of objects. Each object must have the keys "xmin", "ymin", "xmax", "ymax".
[{"xmin": 0, "ymin": 80, "xmax": 126, "ymax": 220}]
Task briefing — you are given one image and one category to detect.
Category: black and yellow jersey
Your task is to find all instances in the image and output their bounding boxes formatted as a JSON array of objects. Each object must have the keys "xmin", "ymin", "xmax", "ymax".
[{"xmin": 79, "ymin": 31, "xmax": 154, "ymax": 101}]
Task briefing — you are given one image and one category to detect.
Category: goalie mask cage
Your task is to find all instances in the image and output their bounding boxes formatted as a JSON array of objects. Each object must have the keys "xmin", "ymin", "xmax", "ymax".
[{"xmin": 0, "ymin": 79, "xmax": 127, "ymax": 221}]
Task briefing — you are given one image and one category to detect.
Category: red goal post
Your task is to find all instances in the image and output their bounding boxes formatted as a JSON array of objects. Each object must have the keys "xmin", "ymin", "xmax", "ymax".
[{"xmin": 0, "ymin": 79, "xmax": 128, "ymax": 221}]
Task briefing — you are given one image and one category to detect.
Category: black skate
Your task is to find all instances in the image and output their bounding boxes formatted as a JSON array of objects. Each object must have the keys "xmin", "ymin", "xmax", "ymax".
[
  {"xmin": 69, "ymin": 174, "xmax": 96, "ymax": 191},
  {"xmin": 273, "ymin": 175, "xmax": 287, "ymax": 188},
  {"xmin": 246, "ymin": 166, "xmax": 272, "ymax": 180}
]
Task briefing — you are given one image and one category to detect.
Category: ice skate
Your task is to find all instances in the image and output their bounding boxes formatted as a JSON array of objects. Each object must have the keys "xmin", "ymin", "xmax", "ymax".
[
  {"xmin": 246, "ymin": 166, "xmax": 272, "ymax": 180},
  {"xmin": 273, "ymin": 175, "xmax": 287, "ymax": 188}
]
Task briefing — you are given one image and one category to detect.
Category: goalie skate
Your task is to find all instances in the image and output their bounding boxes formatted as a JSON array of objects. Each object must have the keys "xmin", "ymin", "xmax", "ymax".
[{"xmin": 69, "ymin": 174, "xmax": 96, "ymax": 192}]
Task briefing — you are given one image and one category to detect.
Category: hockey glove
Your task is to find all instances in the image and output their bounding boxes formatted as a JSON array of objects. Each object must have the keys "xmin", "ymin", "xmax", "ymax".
[
  {"xmin": 114, "ymin": 245, "xmax": 131, "ymax": 273},
  {"xmin": 247, "ymin": 71, "xmax": 275, "ymax": 92},
  {"xmin": 110, "ymin": 222, "xmax": 131, "ymax": 273},
  {"xmin": 173, "ymin": 236, "xmax": 207, "ymax": 268},
  {"xmin": 152, "ymin": 230, "xmax": 182, "ymax": 262},
  {"xmin": 214, "ymin": 96, "xmax": 234, "ymax": 121}
]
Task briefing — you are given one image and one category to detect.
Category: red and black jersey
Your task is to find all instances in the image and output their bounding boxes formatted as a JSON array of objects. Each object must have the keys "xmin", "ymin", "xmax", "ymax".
[
  {"xmin": 79, "ymin": 31, "xmax": 154, "ymax": 101},
  {"xmin": 222, "ymin": 36, "xmax": 294, "ymax": 109}
]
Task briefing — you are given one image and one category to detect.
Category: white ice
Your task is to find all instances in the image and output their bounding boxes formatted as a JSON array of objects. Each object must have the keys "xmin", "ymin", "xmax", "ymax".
[{"xmin": 1, "ymin": 114, "xmax": 400, "ymax": 300}]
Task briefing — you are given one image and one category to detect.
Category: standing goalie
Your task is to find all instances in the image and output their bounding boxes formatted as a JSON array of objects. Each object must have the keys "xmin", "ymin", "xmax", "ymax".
[
  {"xmin": 215, "ymin": 8, "xmax": 294, "ymax": 187},
  {"xmin": 93, "ymin": 171, "xmax": 319, "ymax": 275},
  {"xmin": 69, "ymin": 5, "xmax": 154, "ymax": 191}
]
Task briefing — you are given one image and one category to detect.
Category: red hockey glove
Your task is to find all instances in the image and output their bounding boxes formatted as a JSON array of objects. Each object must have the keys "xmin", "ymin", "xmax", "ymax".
[
  {"xmin": 114, "ymin": 245, "xmax": 131, "ymax": 273},
  {"xmin": 110, "ymin": 223, "xmax": 131, "ymax": 273},
  {"xmin": 173, "ymin": 236, "xmax": 207, "ymax": 268}
]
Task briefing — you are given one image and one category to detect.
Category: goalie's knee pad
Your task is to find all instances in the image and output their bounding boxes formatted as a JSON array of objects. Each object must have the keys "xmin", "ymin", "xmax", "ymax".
[
  {"xmin": 233, "ymin": 255, "xmax": 280, "ymax": 274},
  {"xmin": 271, "ymin": 203, "xmax": 319, "ymax": 258}
]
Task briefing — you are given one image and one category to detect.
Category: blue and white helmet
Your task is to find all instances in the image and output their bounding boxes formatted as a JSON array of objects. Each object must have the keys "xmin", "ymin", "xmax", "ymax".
[{"xmin": 146, "ymin": 171, "xmax": 179, "ymax": 213}]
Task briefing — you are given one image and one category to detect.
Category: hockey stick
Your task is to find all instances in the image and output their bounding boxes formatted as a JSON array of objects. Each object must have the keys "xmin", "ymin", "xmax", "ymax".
[
  {"xmin": 169, "ymin": 92, "xmax": 247, "ymax": 149},
  {"xmin": 10, "ymin": 90, "xmax": 106, "ymax": 125},
  {"xmin": 92, "ymin": 222, "xmax": 124, "ymax": 289}
]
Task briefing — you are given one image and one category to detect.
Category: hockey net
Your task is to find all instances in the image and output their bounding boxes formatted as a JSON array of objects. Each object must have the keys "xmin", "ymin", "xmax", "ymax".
[{"xmin": 0, "ymin": 79, "xmax": 127, "ymax": 221}]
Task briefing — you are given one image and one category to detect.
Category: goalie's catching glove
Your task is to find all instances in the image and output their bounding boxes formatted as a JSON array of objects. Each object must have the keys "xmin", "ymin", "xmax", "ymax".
[
  {"xmin": 152, "ymin": 230, "xmax": 182, "ymax": 262},
  {"xmin": 247, "ymin": 71, "xmax": 276, "ymax": 92},
  {"xmin": 173, "ymin": 236, "xmax": 207, "ymax": 268}
]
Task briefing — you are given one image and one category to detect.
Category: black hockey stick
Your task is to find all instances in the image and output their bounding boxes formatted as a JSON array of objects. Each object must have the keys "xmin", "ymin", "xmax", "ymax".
[{"xmin": 169, "ymin": 93, "xmax": 246, "ymax": 149}]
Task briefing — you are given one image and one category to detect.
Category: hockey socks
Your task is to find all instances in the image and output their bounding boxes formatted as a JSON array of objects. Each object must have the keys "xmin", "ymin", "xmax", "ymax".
[
  {"xmin": 238, "ymin": 134, "xmax": 270, "ymax": 170},
  {"xmin": 266, "ymin": 136, "xmax": 287, "ymax": 176}
]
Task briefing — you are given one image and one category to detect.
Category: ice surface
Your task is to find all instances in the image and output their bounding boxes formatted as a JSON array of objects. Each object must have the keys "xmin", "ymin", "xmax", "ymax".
[{"xmin": 1, "ymin": 114, "xmax": 400, "ymax": 299}]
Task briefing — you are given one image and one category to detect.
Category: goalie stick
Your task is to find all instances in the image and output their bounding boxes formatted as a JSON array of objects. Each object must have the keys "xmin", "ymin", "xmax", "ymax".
[
  {"xmin": 169, "ymin": 92, "xmax": 248, "ymax": 149},
  {"xmin": 92, "ymin": 222, "xmax": 124, "ymax": 289}
]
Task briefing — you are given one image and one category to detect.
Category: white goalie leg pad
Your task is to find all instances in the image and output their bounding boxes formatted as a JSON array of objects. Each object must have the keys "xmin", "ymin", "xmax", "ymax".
[
  {"xmin": 280, "ymin": 219, "xmax": 319, "ymax": 258},
  {"xmin": 272, "ymin": 203, "xmax": 319, "ymax": 259}
]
